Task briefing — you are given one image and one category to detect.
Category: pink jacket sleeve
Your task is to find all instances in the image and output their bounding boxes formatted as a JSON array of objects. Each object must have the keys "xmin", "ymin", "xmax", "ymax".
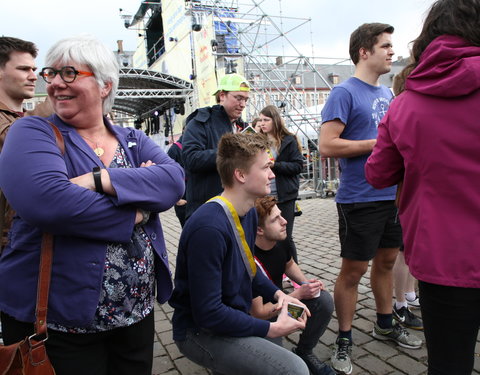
[{"xmin": 365, "ymin": 113, "xmax": 405, "ymax": 189}]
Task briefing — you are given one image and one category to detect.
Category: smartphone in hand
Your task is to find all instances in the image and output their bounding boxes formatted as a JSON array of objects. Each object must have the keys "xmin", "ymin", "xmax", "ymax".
[
  {"xmin": 287, "ymin": 303, "xmax": 305, "ymax": 320},
  {"xmin": 241, "ymin": 125, "xmax": 257, "ymax": 134}
]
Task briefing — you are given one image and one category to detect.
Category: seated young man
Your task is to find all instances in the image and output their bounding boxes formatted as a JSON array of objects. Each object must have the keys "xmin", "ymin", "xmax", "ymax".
[
  {"xmin": 169, "ymin": 133, "xmax": 311, "ymax": 375},
  {"xmin": 252, "ymin": 196, "xmax": 335, "ymax": 375}
]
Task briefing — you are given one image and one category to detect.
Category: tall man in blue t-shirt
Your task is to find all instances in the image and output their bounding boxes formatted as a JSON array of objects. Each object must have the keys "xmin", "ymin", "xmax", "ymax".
[{"xmin": 319, "ymin": 23, "xmax": 422, "ymax": 374}]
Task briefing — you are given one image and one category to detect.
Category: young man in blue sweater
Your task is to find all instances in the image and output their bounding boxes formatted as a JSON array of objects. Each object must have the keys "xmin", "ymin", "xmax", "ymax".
[{"xmin": 170, "ymin": 132, "xmax": 310, "ymax": 375}]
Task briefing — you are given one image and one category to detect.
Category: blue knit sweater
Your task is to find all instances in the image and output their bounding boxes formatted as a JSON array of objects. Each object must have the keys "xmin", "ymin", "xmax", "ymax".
[{"xmin": 170, "ymin": 202, "xmax": 278, "ymax": 341}]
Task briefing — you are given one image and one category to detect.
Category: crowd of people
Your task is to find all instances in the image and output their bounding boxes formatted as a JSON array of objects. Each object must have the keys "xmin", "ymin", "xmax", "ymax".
[{"xmin": 0, "ymin": 0, "xmax": 479, "ymax": 374}]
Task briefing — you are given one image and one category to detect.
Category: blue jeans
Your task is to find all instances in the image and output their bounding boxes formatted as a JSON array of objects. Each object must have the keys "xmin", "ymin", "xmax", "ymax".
[{"xmin": 176, "ymin": 329, "xmax": 309, "ymax": 375}]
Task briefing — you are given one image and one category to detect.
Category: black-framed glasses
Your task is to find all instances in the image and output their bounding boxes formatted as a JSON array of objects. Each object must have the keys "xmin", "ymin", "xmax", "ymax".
[{"xmin": 40, "ymin": 66, "xmax": 94, "ymax": 84}]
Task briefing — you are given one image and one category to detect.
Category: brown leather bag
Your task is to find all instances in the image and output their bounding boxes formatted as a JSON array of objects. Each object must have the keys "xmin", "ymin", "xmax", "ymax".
[
  {"xmin": 0, "ymin": 234, "xmax": 56, "ymax": 375},
  {"xmin": 0, "ymin": 121, "xmax": 64, "ymax": 375}
]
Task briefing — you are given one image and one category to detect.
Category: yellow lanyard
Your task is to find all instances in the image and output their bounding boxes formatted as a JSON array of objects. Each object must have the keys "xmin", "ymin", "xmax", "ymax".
[{"xmin": 208, "ymin": 196, "xmax": 257, "ymax": 279}]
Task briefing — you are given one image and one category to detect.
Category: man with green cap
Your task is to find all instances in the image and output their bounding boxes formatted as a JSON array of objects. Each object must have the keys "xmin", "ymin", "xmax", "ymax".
[{"xmin": 182, "ymin": 73, "xmax": 251, "ymax": 218}]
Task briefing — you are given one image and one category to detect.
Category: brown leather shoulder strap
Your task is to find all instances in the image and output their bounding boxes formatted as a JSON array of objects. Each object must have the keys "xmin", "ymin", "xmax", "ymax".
[
  {"xmin": 34, "ymin": 121, "xmax": 64, "ymax": 337},
  {"xmin": 47, "ymin": 121, "xmax": 65, "ymax": 155},
  {"xmin": 34, "ymin": 233, "xmax": 53, "ymax": 337}
]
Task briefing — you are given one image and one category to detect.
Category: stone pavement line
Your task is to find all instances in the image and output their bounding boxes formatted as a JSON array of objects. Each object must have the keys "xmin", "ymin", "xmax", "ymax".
[{"xmin": 154, "ymin": 197, "xmax": 480, "ymax": 375}]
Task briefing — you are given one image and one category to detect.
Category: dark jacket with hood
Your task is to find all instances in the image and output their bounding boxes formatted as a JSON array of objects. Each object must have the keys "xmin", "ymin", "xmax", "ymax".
[
  {"xmin": 365, "ymin": 35, "xmax": 480, "ymax": 288},
  {"xmin": 273, "ymin": 134, "xmax": 303, "ymax": 203},
  {"xmin": 182, "ymin": 105, "xmax": 245, "ymax": 218}
]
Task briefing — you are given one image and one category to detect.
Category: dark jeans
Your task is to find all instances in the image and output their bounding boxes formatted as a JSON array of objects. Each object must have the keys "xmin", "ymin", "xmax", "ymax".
[
  {"xmin": 1, "ymin": 311, "xmax": 154, "ymax": 375},
  {"xmin": 277, "ymin": 199, "xmax": 298, "ymax": 263},
  {"xmin": 266, "ymin": 290, "xmax": 334, "ymax": 353},
  {"xmin": 297, "ymin": 290, "xmax": 334, "ymax": 352},
  {"xmin": 419, "ymin": 281, "xmax": 480, "ymax": 375}
]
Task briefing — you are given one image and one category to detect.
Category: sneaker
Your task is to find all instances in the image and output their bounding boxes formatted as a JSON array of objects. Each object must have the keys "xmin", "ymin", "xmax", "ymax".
[
  {"xmin": 393, "ymin": 305, "xmax": 423, "ymax": 330},
  {"xmin": 330, "ymin": 338, "xmax": 353, "ymax": 374},
  {"xmin": 372, "ymin": 321, "xmax": 422, "ymax": 349},
  {"xmin": 292, "ymin": 348, "xmax": 336, "ymax": 375},
  {"xmin": 406, "ymin": 295, "xmax": 420, "ymax": 309}
]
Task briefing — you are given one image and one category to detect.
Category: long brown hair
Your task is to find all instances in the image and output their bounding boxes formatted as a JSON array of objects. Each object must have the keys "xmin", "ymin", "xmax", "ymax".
[
  {"xmin": 259, "ymin": 105, "xmax": 294, "ymax": 149},
  {"xmin": 398, "ymin": 0, "xmax": 480, "ymax": 94}
]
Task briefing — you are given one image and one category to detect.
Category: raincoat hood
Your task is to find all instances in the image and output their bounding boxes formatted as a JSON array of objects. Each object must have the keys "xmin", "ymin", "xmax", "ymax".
[{"xmin": 406, "ymin": 35, "xmax": 480, "ymax": 97}]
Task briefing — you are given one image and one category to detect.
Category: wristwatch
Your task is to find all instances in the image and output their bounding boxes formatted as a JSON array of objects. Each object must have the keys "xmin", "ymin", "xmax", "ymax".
[{"xmin": 92, "ymin": 166, "xmax": 104, "ymax": 194}]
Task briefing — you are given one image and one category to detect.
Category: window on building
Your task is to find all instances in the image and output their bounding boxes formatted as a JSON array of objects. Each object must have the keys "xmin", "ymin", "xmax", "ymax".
[
  {"xmin": 306, "ymin": 93, "xmax": 312, "ymax": 107},
  {"xmin": 328, "ymin": 73, "xmax": 340, "ymax": 85}
]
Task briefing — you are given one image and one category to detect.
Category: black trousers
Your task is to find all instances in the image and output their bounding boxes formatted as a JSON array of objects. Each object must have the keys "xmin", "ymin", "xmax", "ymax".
[
  {"xmin": 277, "ymin": 199, "xmax": 298, "ymax": 263},
  {"xmin": 1, "ymin": 311, "xmax": 154, "ymax": 375},
  {"xmin": 419, "ymin": 281, "xmax": 480, "ymax": 375}
]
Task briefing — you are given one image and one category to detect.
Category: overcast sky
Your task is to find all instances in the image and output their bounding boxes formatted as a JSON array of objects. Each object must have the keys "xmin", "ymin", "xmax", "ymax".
[{"xmin": 2, "ymin": 0, "xmax": 435, "ymax": 67}]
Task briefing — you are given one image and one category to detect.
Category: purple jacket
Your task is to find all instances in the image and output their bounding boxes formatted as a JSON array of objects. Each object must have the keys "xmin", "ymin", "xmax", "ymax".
[
  {"xmin": 0, "ymin": 114, "xmax": 185, "ymax": 326},
  {"xmin": 365, "ymin": 35, "xmax": 480, "ymax": 288}
]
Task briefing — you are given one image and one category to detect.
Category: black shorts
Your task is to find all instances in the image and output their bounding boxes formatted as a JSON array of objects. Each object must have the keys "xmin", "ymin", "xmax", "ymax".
[{"xmin": 337, "ymin": 201, "xmax": 402, "ymax": 261}]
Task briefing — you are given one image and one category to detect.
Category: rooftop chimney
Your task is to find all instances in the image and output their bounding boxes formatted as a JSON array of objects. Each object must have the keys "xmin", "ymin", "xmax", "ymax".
[{"xmin": 117, "ymin": 40, "xmax": 124, "ymax": 53}]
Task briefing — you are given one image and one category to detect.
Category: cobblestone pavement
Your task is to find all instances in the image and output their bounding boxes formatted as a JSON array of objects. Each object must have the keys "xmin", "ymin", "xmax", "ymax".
[{"xmin": 152, "ymin": 197, "xmax": 480, "ymax": 375}]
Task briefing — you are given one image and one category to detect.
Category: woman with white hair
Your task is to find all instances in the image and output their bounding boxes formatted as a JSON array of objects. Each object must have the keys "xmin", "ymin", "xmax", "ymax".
[{"xmin": 0, "ymin": 35, "xmax": 184, "ymax": 375}]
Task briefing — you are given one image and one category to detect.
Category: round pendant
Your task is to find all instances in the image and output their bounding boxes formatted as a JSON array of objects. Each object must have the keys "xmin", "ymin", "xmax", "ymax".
[{"xmin": 94, "ymin": 147, "xmax": 105, "ymax": 157}]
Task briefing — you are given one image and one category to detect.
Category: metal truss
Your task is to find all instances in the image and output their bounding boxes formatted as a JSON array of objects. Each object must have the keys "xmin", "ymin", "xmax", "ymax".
[
  {"xmin": 116, "ymin": 89, "xmax": 193, "ymax": 98},
  {"xmin": 186, "ymin": 0, "xmax": 345, "ymax": 196},
  {"xmin": 114, "ymin": 68, "xmax": 194, "ymax": 119},
  {"xmin": 119, "ymin": 68, "xmax": 193, "ymax": 88}
]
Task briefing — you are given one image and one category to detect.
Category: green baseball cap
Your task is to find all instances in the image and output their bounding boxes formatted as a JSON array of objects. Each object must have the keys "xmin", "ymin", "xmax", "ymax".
[{"xmin": 213, "ymin": 73, "xmax": 250, "ymax": 95}]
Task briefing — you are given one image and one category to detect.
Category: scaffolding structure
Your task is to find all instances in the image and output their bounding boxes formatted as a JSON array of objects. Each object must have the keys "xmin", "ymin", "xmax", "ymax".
[{"xmin": 186, "ymin": 0, "xmax": 344, "ymax": 197}]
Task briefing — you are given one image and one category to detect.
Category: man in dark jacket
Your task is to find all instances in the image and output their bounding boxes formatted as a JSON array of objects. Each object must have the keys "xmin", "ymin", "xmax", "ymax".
[
  {"xmin": 167, "ymin": 136, "xmax": 187, "ymax": 227},
  {"xmin": 182, "ymin": 73, "xmax": 250, "ymax": 218}
]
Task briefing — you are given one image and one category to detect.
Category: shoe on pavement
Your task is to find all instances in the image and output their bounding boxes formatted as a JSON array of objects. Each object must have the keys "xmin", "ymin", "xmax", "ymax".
[
  {"xmin": 372, "ymin": 321, "xmax": 422, "ymax": 349},
  {"xmin": 393, "ymin": 305, "xmax": 423, "ymax": 330},
  {"xmin": 330, "ymin": 338, "xmax": 352, "ymax": 374},
  {"xmin": 406, "ymin": 295, "xmax": 420, "ymax": 309},
  {"xmin": 292, "ymin": 348, "xmax": 336, "ymax": 375}
]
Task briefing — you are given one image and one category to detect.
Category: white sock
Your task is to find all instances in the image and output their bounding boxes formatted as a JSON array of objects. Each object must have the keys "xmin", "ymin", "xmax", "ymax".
[
  {"xmin": 395, "ymin": 301, "xmax": 408, "ymax": 310},
  {"xmin": 405, "ymin": 292, "xmax": 417, "ymax": 301}
]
